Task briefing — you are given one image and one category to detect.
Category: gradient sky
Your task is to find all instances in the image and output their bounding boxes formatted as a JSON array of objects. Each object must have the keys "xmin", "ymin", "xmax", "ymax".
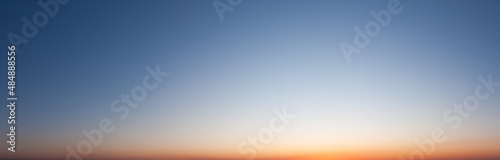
[{"xmin": 1, "ymin": 0, "xmax": 500, "ymax": 159}]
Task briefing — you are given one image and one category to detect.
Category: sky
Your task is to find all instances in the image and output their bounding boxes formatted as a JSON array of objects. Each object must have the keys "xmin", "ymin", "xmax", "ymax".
[{"xmin": 1, "ymin": 0, "xmax": 500, "ymax": 160}]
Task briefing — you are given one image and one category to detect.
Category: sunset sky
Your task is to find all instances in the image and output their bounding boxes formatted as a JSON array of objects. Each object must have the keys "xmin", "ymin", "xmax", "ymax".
[{"xmin": 1, "ymin": 0, "xmax": 500, "ymax": 160}]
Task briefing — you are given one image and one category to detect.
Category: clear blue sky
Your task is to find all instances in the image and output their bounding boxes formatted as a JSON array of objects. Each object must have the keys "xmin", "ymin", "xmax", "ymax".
[{"xmin": 1, "ymin": 0, "xmax": 500, "ymax": 159}]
